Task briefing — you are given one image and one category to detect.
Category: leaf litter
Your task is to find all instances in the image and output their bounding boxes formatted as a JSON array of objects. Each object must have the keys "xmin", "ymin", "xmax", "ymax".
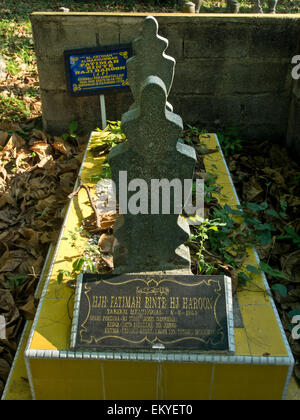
[
  {"xmin": 0, "ymin": 119, "xmax": 81, "ymax": 396},
  {"xmin": 227, "ymin": 139, "xmax": 300, "ymax": 383}
]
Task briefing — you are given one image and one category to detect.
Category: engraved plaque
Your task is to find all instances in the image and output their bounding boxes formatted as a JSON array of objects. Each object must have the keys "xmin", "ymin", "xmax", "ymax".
[{"xmin": 71, "ymin": 274, "xmax": 234, "ymax": 352}]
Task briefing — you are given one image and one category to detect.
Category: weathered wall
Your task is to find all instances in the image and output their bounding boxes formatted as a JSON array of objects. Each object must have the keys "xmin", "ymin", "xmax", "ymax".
[
  {"xmin": 287, "ymin": 32, "xmax": 300, "ymax": 158},
  {"xmin": 31, "ymin": 13, "xmax": 300, "ymax": 150}
]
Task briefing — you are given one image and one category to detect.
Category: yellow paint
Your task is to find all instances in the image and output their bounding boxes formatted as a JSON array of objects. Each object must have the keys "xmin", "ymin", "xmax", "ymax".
[
  {"xmin": 240, "ymin": 304, "xmax": 289, "ymax": 357},
  {"xmin": 3, "ymin": 131, "xmax": 295, "ymax": 400},
  {"xmin": 211, "ymin": 364, "xmax": 289, "ymax": 400},
  {"xmin": 103, "ymin": 361, "xmax": 157, "ymax": 400},
  {"xmin": 30, "ymin": 358, "xmax": 104, "ymax": 400},
  {"xmin": 234, "ymin": 328, "xmax": 250, "ymax": 355},
  {"xmin": 161, "ymin": 362, "xmax": 213, "ymax": 400},
  {"xmin": 30, "ymin": 298, "xmax": 74, "ymax": 351},
  {"xmin": 3, "ymin": 321, "xmax": 32, "ymax": 400}
]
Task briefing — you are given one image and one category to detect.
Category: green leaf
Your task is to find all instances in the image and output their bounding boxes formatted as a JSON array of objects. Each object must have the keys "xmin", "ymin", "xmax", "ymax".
[
  {"xmin": 256, "ymin": 231, "xmax": 273, "ymax": 246},
  {"xmin": 86, "ymin": 259, "xmax": 95, "ymax": 273},
  {"xmin": 259, "ymin": 262, "xmax": 289, "ymax": 280},
  {"xmin": 266, "ymin": 209, "xmax": 280, "ymax": 219},
  {"xmin": 246, "ymin": 264, "xmax": 259, "ymax": 274},
  {"xmin": 72, "ymin": 257, "xmax": 85, "ymax": 272},
  {"xmin": 57, "ymin": 271, "xmax": 64, "ymax": 285},
  {"xmin": 224, "ymin": 204, "xmax": 242, "ymax": 215},
  {"xmin": 238, "ymin": 272, "xmax": 253, "ymax": 284},
  {"xmin": 69, "ymin": 121, "xmax": 78, "ymax": 133},
  {"xmin": 271, "ymin": 283, "xmax": 288, "ymax": 297},
  {"xmin": 246, "ymin": 202, "xmax": 268, "ymax": 212},
  {"xmin": 255, "ymin": 223, "xmax": 275, "ymax": 231},
  {"xmin": 288, "ymin": 309, "xmax": 300, "ymax": 319}
]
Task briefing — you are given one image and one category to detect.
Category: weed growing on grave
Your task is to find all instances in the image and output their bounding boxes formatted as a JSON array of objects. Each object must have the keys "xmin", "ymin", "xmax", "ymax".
[
  {"xmin": 89, "ymin": 121, "xmax": 127, "ymax": 182},
  {"xmin": 96, "ymin": 120, "xmax": 126, "ymax": 149},
  {"xmin": 57, "ymin": 228, "xmax": 101, "ymax": 284},
  {"xmin": 183, "ymin": 123, "xmax": 289, "ymax": 286},
  {"xmin": 189, "ymin": 218, "xmax": 226, "ymax": 274},
  {"xmin": 189, "ymin": 195, "xmax": 291, "ymax": 285}
]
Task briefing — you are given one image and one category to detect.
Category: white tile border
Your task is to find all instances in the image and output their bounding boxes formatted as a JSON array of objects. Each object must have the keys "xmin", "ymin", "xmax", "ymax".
[{"xmin": 224, "ymin": 275, "xmax": 235, "ymax": 354}]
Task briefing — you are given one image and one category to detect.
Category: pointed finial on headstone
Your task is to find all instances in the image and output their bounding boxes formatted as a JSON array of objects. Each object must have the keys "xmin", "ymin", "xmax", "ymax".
[
  {"xmin": 127, "ymin": 16, "xmax": 175, "ymax": 111},
  {"xmin": 108, "ymin": 16, "xmax": 196, "ymax": 274}
]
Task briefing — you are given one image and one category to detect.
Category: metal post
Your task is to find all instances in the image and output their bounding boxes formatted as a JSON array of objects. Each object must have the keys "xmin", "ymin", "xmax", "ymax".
[{"xmin": 100, "ymin": 94, "xmax": 107, "ymax": 130}]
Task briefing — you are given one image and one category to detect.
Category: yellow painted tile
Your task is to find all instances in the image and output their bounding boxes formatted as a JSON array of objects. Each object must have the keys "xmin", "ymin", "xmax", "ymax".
[
  {"xmin": 30, "ymin": 298, "xmax": 73, "ymax": 350},
  {"xmin": 237, "ymin": 283, "xmax": 270, "ymax": 305},
  {"xmin": 234, "ymin": 328, "xmax": 250, "ymax": 355},
  {"xmin": 103, "ymin": 361, "xmax": 157, "ymax": 400},
  {"xmin": 35, "ymin": 245, "xmax": 56, "ymax": 299},
  {"xmin": 162, "ymin": 362, "xmax": 213, "ymax": 400},
  {"xmin": 33, "ymin": 379, "xmax": 104, "ymax": 400},
  {"xmin": 211, "ymin": 364, "xmax": 289, "ymax": 400},
  {"xmin": 30, "ymin": 359, "xmax": 104, "ymax": 400},
  {"xmin": 4, "ymin": 321, "xmax": 32, "ymax": 400},
  {"xmin": 240, "ymin": 304, "xmax": 288, "ymax": 357},
  {"xmin": 30, "ymin": 358, "xmax": 102, "ymax": 380},
  {"xmin": 43, "ymin": 279, "xmax": 75, "ymax": 300}
]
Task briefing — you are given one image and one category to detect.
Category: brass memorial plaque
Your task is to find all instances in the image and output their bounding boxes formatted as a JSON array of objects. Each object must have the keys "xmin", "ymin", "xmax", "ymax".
[{"xmin": 71, "ymin": 274, "xmax": 234, "ymax": 352}]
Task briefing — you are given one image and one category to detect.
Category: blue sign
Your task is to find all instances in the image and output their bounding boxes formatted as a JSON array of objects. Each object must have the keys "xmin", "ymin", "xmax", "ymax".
[{"xmin": 64, "ymin": 44, "xmax": 132, "ymax": 96}]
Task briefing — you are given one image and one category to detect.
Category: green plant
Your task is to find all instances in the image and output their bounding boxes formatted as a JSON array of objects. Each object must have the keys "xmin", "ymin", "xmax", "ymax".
[
  {"xmin": 0, "ymin": 95, "xmax": 30, "ymax": 121},
  {"xmin": 57, "ymin": 229, "xmax": 101, "ymax": 284},
  {"xmin": 217, "ymin": 127, "xmax": 244, "ymax": 157},
  {"xmin": 62, "ymin": 121, "xmax": 78, "ymax": 143},
  {"xmin": 259, "ymin": 261, "xmax": 289, "ymax": 281},
  {"xmin": 7, "ymin": 274, "xmax": 27, "ymax": 288},
  {"xmin": 96, "ymin": 120, "xmax": 126, "ymax": 149},
  {"xmin": 190, "ymin": 218, "xmax": 226, "ymax": 274},
  {"xmin": 278, "ymin": 226, "xmax": 300, "ymax": 249}
]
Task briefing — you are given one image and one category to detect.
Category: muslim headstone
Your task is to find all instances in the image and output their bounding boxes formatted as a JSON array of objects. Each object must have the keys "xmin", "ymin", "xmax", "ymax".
[{"xmin": 108, "ymin": 16, "xmax": 196, "ymax": 275}]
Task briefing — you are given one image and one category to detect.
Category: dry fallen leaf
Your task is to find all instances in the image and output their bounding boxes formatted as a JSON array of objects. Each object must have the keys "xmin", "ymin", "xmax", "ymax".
[
  {"xmin": 99, "ymin": 213, "xmax": 117, "ymax": 230},
  {"xmin": 30, "ymin": 141, "xmax": 52, "ymax": 160},
  {"xmin": 282, "ymin": 251, "xmax": 300, "ymax": 284},
  {"xmin": 18, "ymin": 295, "xmax": 36, "ymax": 320},
  {"xmin": 53, "ymin": 138, "xmax": 72, "ymax": 157},
  {"xmin": 100, "ymin": 256, "xmax": 114, "ymax": 269},
  {"xmin": 0, "ymin": 131, "xmax": 8, "ymax": 146},
  {"xmin": 3, "ymin": 133, "xmax": 25, "ymax": 152},
  {"xmin": 98, "ymin": 233, "xmax": 115, "ymax": 254}
]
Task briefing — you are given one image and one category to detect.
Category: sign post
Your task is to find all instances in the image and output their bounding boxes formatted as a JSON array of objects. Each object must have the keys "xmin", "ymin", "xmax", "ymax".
[
  {"xmin": 100, "ymin": 94, "xmax": 106, "ymax": 129},
  {"xmin": 64, "ymin": 44, "xmax": 132, "ymax": 129}
]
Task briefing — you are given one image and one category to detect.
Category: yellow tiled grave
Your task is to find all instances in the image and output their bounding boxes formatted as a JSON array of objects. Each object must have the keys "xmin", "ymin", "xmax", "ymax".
[{"xmin": 2, "ymin": 132, "xmax": 296, "ymax": 400}]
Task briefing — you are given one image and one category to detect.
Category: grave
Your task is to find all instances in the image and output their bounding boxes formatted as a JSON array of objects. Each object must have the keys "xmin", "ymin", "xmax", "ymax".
[
  {"xmin": 70, "ymin": 15, "xmax": 234, "ymax": 355},
  {"xmin": 2, "ymin": 15, "xmax": 295, "ymax": 400}
]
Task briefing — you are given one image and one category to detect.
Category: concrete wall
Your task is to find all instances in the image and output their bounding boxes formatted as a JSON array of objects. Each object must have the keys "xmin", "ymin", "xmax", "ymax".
[
  {"xmin": 287, "ymin": 32, "xmax": 300, "ymax": 158},
  {"xmin": 31, "ymin": 13, "xmax": 300, "ymax": 151}
]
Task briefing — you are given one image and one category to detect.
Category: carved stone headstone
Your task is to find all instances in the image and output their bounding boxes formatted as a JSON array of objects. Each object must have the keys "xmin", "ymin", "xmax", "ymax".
[
  {"xmin": 127, "ymin": 16, "xmax": 174, "ymax": 111},
  {"xmin": 108, "ymin": 16, "xmax": 196, "ymax": 275}
]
